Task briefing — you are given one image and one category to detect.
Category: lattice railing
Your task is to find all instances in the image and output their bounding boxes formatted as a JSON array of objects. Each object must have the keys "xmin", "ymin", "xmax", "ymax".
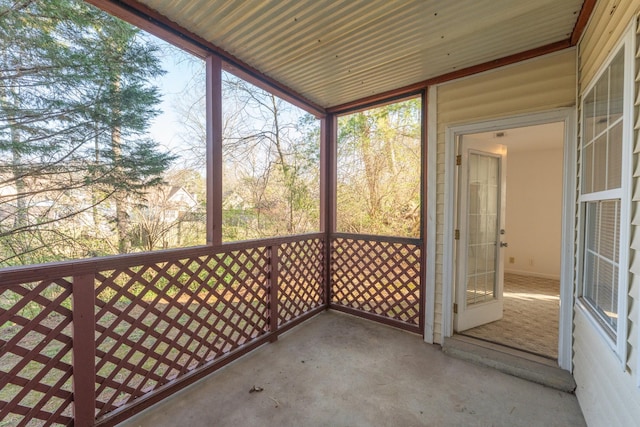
[
  {"xmin": 331, "ymin": 234, "xmax": 422, "ymax": 332},
  {"xmin": 0, "ymin": 279, "xmax": 74, "ymax": 426},
  {"xmin": 93, "ymin": 247, "xmax": 270, "ymax": 416},
  {"xmin": 278, "ymin": 238, "xmax": 324, "ymax": 326},
  {"xmin": 0, "ymin": 234, "xmax": 325, "ymax": 426}
]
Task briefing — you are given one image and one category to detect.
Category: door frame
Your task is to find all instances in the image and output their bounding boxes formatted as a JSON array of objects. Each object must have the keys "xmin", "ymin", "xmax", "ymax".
[{"xmin": 441, "ymin": 108, "xmax": 576, "ymax": 371}]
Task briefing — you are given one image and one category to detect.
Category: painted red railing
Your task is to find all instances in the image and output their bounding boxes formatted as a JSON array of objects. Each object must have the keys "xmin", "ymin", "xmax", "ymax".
[
  {"xmin": 0, "ymin": 232, "xmax": 425, "ymax": 426},
  {"xmin": 0, "ymin": 278, "xmax": 75, "ymax": 426},
  {"xmin": 330, "ymin": 233, "xmax": 423, "ymax": 333},
  {"xmin": 0, "ymin": 234, "xmax": 325, "ymax": 426},
  {"xmin": 278, "ymin": 238, "xmax": 325, "ymax": 326}
]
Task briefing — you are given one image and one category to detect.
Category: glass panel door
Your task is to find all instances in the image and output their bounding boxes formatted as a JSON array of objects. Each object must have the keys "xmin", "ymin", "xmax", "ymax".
[{"xmin": 454, "ymin": 138, "xmax": 506, "ymax": 332}]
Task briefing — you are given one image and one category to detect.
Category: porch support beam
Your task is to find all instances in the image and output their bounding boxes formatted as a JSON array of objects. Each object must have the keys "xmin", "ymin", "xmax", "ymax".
[
  {"xmin": 322, "ymin": 114, "xmax": 337, "ymax": 307},
  {"xmin": 85, "ymin": 0, "xmax": 326, "ymax": 118},
  {"xmin": 571, "ymin": 0, "xmax": 597, "ymax": 45},
  {"xmin": 206, "ymin": 55, "xmax": 223, "ymax": 246},
  {"xmin": 419, "ymin": 88, "xmax": 428, "ymax": 338},
  {"xmin": 327, "ymin": 39, "xmax": 571, "ymax": 114}
]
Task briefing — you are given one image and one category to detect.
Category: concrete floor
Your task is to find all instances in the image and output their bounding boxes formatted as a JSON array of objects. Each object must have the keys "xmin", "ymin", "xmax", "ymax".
[{"xmin": 121, "ymin": 311, "xmax": 585, "ymax": 427}]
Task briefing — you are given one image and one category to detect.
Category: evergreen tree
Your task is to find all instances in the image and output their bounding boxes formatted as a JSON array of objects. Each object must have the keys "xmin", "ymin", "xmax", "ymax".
[
  {"xmin": 0, "ymin": 0, "xmax": 174, "ymax": 265},
  {"xmin": 81, "ymin": 9, "xmax": 174, "ymax": 253}
]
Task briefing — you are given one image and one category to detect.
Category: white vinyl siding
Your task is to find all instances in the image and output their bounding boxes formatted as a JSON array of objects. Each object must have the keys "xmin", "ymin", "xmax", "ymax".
[
  {"xmin": 573, "ymin": 308, "xmax": 640, "ymax": 426},
  {"xmin": 574, "ymin": 0, "xmax": 640, "ymax": 424},
  {"xmin": 579, "ymin": 0, "xmax": 640, "ymax": 88},
  {"xmin": 433, "ymin": 49, "xmax": 576, "ymax": 343}
]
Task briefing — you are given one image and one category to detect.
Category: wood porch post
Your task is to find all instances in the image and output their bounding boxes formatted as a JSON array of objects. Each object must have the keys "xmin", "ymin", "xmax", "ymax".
[
  {"xmin": 322, "ymin": 114, "xmax": 337, "ymax": 307},
  {"xmin": 206, "ymin": 55, "xmax": 223, "ymax": 246},
  {"xmin": 72, "ymin": 274, "xmax": 96, "ymax": 427}
]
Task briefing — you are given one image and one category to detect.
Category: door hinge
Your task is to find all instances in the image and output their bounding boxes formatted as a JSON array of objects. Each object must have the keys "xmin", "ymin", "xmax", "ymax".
[
  {"xmin": 456, "ymin": 155, "xmax": 462, "ymax": 166},
  {"xmin": 454, "ymin": 229, "xmax": 460, "ymax": 240},
  {"xmin": 453, "ymin": 303, "xmax": 458, "ymax": 314}
]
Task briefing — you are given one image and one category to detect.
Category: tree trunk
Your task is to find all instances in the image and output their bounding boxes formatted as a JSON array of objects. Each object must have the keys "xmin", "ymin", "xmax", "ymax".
[
  {"xmin": 110, "ymin": 76, "xmax": 129, "ymax": 253},
  {"xmin": 360, "ymin": 121, "xmax": 380, "ymax": 219},
  {"xmin": 10, "ymin": 127, "xmax": 27, "ymax": 229},
  {"xmin": 0, "ymin": 80, "xmax": 28, "ymax": 229},
  {"xmin": 270, "ymin": 94, "xmax": 294, "ymax": 233},
  {"xmin": 92, "ymin": 123, "xmax": 100, "ymax": 228}
]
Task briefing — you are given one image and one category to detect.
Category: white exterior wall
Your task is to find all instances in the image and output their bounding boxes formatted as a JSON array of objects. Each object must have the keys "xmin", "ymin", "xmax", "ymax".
[
  {"xmin": 432, "ymin": 50, "xmax": 576, "ymax": 343},
  {"xmin": 426, "ymin": 0, "xmax": 640, "ymax": 423},
  {"xmin": 574, "ymin": 309, "xmax": 640, "ymax": 425},
  {"xmin": 573, "ymin": 0, "xmax": 640, "ymax": 425}
]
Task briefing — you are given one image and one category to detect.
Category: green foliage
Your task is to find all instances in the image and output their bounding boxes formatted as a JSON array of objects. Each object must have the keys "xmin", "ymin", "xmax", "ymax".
[
  {"xmin": 221, "ymin": 73, "xmax": 321, "ymax": 241},
  {"xmin": 0, "ymin": 0, "xmax": 177, "ymax": 266},
  {"xmin": 337, "ymin": 98, "xmax": 422, "ymax": 237},
  {"xmin": 0, "ymin": 0, "xmax": 423, "ymax": 268}
]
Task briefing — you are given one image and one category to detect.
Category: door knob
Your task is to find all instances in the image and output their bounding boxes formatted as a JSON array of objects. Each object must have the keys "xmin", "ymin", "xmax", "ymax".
[{"xmin": 500, "ymin": 242, "xmax": 508, "ymax": 248}]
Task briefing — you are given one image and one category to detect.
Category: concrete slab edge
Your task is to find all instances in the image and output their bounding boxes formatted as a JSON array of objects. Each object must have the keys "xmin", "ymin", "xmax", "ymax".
[{"xmin": 442, "ymin": 338, "xmax": 577, "ymax": 393}]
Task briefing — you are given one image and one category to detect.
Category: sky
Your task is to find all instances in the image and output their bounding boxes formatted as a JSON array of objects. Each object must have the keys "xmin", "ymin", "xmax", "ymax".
[
  {"xmin": 146, "ymin": 42, "xmax": 206, "ymax": 165},
  {"xmin": 142, "ymin": 33, "xmax": 320, "ymax": 177}
]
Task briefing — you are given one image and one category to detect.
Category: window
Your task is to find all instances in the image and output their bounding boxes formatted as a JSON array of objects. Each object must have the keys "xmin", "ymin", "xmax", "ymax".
[
  {"xmin": 336, "ymin": 97, "xmax": 422, "ymax": 237},
  {"xmin": 579, "ymin": 33, "xmax": 632, "ymax": 355},
  {"xmin": 221, "ymin": 71, "xmax": 320, "ymax": 241},
  {"xmin": 0, "ymin": 0, "xmax": 206, "ymax": 266}
]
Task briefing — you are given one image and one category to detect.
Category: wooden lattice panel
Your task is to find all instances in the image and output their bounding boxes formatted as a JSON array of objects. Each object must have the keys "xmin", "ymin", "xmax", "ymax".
[
  {"xmin": 331, "ymin": 237, "xmax": 421, "ymax": 326},
  {"xmin": 93, "ymin": 247, "xmax": 270, "ymax": 417},
  {"xmin": 278, "ymin": 238, "xmax": 324, "ymax": 326},
  {"xmin": 0, "ymin": 280, "xmax": 74, "ymax": 426}
]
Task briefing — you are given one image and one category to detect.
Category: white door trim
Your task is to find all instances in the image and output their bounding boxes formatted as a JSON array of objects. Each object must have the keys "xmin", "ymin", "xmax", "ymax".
[{"xmin": 441, "ymin": 108, "xmax": 576, "ymax": 371}]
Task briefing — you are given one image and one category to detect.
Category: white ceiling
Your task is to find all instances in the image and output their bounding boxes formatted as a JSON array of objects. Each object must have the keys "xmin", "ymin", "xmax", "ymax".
[
  {"xmin": 138, "ymin": 0, "xmax": 585, "ymax": 109},
  {"xmin": 464, "ymin": 122, "xmax": 565, "ymax": 153}
]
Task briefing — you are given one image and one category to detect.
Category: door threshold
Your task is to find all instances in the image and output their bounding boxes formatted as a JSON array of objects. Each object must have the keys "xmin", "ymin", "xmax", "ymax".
[
  {"xmin": 457, "ymin": 332, "xmax": 557, "ymax": 363},
  {"xmin": 442, "ymin": 335, "xmax": 576, "ymax": 392}
]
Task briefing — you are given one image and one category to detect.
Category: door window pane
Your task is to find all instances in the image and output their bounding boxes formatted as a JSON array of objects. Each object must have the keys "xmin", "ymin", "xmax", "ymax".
[{"xmin": 466, "ymin": 152, "xmax": 499, "ymax": 307}]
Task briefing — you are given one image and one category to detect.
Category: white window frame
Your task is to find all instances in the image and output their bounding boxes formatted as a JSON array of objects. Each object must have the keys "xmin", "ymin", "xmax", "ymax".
[{"xmin": 577, "ymin": 25, "xmax": 635, "ymax": 366}]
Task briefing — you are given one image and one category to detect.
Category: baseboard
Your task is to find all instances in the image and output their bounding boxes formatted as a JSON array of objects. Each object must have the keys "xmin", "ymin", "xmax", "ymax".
[{"xmin": 504, "ymin": 269, "xmax": 560, "ymax": 281}]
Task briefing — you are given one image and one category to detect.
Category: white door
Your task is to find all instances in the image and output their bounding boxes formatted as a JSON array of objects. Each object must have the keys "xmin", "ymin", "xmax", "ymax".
[{"xmin": 454, "ymin": 137, "xmax": 507, "ymax": 332}]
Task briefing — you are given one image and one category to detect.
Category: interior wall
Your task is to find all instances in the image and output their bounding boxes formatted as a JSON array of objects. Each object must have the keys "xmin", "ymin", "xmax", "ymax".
[{"xmin": 503, "ymin": 147, "xmax": 563, "ymax": 279}]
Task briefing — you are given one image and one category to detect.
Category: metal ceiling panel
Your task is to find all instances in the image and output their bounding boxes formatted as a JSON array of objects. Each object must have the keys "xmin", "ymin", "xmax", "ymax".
[{"xmin": 138, "ymin": 0, "xmax": 585, "ymax": 109}]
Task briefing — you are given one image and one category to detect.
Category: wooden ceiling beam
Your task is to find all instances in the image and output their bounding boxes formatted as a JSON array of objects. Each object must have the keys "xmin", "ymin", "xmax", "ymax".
[
  {"xmin": 327, "ymin": 39, "xmax": 572, "ymax": 114},
  {"xmin": 571, "ymin": 0, "xmax": 598, "ymax": 45}
]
